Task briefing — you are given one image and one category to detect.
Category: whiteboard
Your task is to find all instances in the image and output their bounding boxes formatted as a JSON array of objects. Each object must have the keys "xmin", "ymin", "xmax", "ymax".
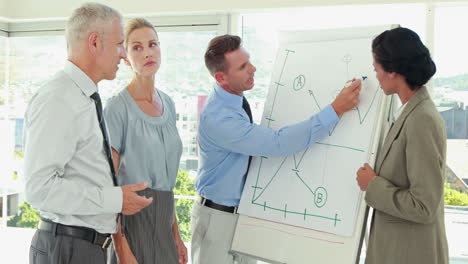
[{"xmin": 232, "ymin": 25, "xmax": 393, "ymax": 264}]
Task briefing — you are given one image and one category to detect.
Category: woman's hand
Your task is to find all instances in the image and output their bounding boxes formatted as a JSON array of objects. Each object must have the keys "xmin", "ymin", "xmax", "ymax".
[
  {"xmin": 356, "ymin": 163, "xmax": 377, "ymax": 191},
  {"xmin": 174, "ymin": 233, "xmax": 188, "ymax": 264},
  {"xmin": 112, "ymin": 216, "xmax": 138, "ymax": 264},
  {"xmin": 116, "ymin": 242, "xmax": 138, "ymax": 264}
]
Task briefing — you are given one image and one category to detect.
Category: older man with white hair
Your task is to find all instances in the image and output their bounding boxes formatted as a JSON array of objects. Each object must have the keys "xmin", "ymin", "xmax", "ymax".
[{"xmin": 24, "ymin": 3, "xmax": 152, "ymax": 264}]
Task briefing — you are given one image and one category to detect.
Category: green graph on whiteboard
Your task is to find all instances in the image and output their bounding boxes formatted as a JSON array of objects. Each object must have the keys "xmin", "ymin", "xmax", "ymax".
[{"xmin": 250, "ymin": 49, "xmax": 379, "ymax": 227}]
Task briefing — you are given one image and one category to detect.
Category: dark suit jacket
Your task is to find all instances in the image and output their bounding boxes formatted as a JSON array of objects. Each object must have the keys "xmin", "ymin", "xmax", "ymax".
[{"xmin": 364, "ymin": 87, "xmax": 449, "ymax": 264}]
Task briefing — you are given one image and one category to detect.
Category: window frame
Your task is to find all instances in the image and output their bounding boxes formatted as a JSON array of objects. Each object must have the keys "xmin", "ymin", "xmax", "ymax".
[
  {"xmin": 0, "ymin": 14, "xmax": 232, "ymax": 228},
  {"xmin": 2, "ymin": 2, "xmax": 465, "ymax": 208},
  {"xmin": 1, "ymin": 0, "xmax": 467, "ymax": 226}
]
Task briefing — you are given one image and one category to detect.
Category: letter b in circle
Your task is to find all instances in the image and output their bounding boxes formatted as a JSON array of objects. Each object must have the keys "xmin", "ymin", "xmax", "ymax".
[{"xmin": 314, "ymin": 187, "xmax": 328, "ymax": 208}]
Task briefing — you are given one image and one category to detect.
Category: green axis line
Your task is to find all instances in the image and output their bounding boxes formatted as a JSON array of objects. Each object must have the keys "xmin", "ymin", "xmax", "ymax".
[
  {"xmin": 267, "ymin": 49, "xmax": 294, "ymax": 128},
  {"xmin": 252, "ymin": 201, "xmax": 342, "ymax": 222}
]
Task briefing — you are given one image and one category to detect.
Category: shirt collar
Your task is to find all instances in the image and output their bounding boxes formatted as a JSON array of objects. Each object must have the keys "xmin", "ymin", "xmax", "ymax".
[
  {"xmin": 214, "ymin": 84, "xmax": 243, "ymax": 109},
  {"xmin": 393, "ymin": 102, "xmax": 407, "ymax": 123},
  {"xmin": 63, "ymin": 60, "xmax": 98, "ymax": 97}
]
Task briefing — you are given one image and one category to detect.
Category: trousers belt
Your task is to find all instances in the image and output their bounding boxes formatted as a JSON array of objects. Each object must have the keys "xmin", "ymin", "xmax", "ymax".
[
  {"xmin": 198, "ymin": 196, "xmax": 238, "ymax": 214},
  {"xmin": 38, "ymin": 219, "xmax": 112, "ymax": 249}
]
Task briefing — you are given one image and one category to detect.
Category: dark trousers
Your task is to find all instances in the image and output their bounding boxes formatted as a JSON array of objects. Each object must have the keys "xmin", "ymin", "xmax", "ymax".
[{"xmin": 30, "ymin": 229, "xmax": 107, "ymax": 264}]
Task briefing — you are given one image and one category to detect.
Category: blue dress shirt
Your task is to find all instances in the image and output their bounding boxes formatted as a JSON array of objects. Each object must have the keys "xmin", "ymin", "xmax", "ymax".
[{"xmin": 195, "ymin": 85, "xmax": 339, "ymax": 206}]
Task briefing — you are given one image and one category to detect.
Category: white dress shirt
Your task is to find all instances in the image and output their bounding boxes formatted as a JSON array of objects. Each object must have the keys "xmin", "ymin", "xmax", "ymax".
[
  {"xmin": 382, "ymin": 97, "xmax": 407, "ymax": 143},
  {"xmin": 23, "ymin": 61, "xmax": 122, "ymax": 233},
  {"xmin": 393, "ymin": 101, "xmax": 407, "ymax": 123}
]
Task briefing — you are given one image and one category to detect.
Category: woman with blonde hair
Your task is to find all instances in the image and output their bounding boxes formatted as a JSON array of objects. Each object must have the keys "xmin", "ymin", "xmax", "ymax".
[{"xmin": 104, "ymin": 18, "xmax": 188, "ymax": 264}]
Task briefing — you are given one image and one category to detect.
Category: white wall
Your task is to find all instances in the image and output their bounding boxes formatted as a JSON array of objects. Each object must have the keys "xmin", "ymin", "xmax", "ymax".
[
  {"xmin": 0, "ymin": 0, "xmax": 7, "ymax": 19},
  {"xmin": 2, "ymin": 0, "xmax": 466, "ymax": 20}
]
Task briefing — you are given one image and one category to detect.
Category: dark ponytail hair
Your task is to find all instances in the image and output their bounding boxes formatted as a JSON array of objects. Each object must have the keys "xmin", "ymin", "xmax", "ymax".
[{"xmin": 372, "ymin": 27, "xmax": 436, "ymax": 90}]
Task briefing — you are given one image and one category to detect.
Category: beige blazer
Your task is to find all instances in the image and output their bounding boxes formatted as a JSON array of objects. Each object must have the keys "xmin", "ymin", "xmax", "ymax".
[{"xmin": 365, "ymin": 87, "xmax": 449, "ymax": 264}]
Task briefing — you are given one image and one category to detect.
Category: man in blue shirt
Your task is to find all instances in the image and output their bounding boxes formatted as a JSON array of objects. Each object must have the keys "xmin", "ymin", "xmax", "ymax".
[{"xmin": 191, "ymin": 35, "xmax": 361, "ymax": 264}]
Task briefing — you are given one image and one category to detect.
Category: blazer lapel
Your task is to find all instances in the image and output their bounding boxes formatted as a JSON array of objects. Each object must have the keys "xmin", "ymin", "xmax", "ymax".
[{"xmin": 375, "ymin": 87, "xmax": 431, "ymax": 174}]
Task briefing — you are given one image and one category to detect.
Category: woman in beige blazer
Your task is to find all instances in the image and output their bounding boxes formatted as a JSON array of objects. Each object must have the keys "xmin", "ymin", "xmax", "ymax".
[{"xmin": 356, "ymin": 27, "xmax": 449, "ymax": 264}]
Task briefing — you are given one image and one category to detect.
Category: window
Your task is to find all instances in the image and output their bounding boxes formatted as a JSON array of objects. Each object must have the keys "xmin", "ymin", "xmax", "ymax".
[
  {"xmin": 242, "ymin": 4, "xmax": 468, "ymax": 262},
  {"xmin": 0, "ymin": 36, "xmax": 67, "ymax": 231},
  {"xmin": 433, "ymin": 5, "xmax": 468, "ymax": 210},
  {"xmin": 9, "ymin": 36, "xmax": 66, "ymax": 108},
  {"xmin": 14, "ymin": 37, "xmax": 61, "ymax": 152},
  {"xmin": 0, "ymin": 36, "xmax": 6, "ymax": 105},
  {"xmin": 241, "ymin": 4, "xmax": 427, "ymax": 122},
  {"xmin": 157, "ymin": 31, "xmax": 216, "ymax": 97},
  {"xmin": 1, "ymin": 29, "xmax": 217, "ymax": 246},
  {"xmin": 101, "ymin": 30, "xmax": 216, "ymax": 172},
  {"xmin": 1, "ymin": 5, "xmax": 466, "ymax": 262},
  {"xmin": 433, "ymin": 5, "xmax": 468, "ymax": 137}
]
